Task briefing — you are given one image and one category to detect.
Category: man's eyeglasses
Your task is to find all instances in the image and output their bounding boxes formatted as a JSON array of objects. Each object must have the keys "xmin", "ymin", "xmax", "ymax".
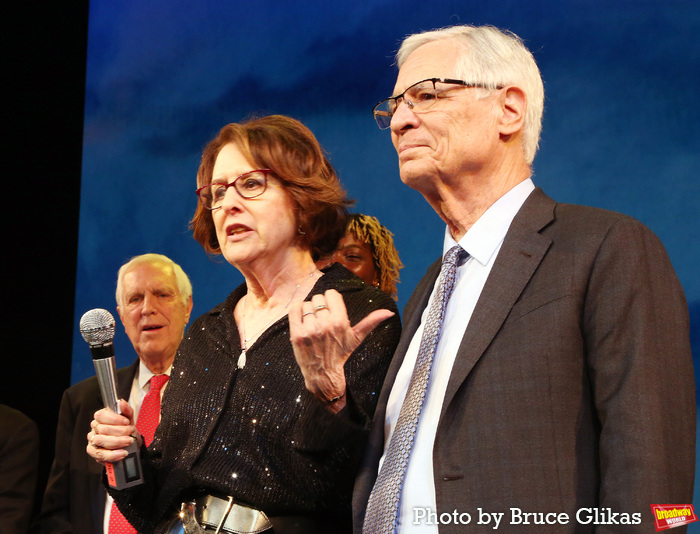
[
  {"xmin": 196, "ymin": 169, "xmax": 272, "ymax": 210},
  {"xmin": 372, "ymin": 77, "xmax": 500, "ymax": 129}
]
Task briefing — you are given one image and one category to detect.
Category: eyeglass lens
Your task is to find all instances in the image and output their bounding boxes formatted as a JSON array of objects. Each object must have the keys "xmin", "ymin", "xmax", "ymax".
[
  {"xmin": 373, "ymin": 78, "xmax": 488, "ymax": 129},
  {"xmin": 374, "ymin": 79, "xmax": 442, "ymax": 129},
  {"xmin": 199, "ymin": 170, "xmax": 267, "ymax": 209}
]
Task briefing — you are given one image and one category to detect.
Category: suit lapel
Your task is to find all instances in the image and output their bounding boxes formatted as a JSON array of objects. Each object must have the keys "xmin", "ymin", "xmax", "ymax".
[
  {"xmin": 440, "ymin": 188, "xmax": 555, "ymax": 418},
  {"xmin": 117, "ymin": 359, "xmax": 140, "ymax": 399}
]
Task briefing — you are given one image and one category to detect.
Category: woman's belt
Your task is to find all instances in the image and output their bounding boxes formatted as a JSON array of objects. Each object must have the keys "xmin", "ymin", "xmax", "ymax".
[
  {"xmin": 168, "ymin": 494, "xmax": 345, "ymax": 534},
  {"xmin": 178, "ymin": 495, "xmax": 272, "ymax": 534}
]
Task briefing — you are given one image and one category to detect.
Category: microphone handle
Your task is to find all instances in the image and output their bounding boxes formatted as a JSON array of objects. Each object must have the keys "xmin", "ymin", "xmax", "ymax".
[
  {"xmin": 92, "ymin": 354, "xmax": 144, "ymax": 489},
  {"xmin": 93, "ymin": 356, "xmax": 120, "ymax": 414}
]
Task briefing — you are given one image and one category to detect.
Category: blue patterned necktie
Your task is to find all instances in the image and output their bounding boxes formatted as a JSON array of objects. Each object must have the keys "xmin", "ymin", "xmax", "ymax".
[{"xmin": 363, "ymin": 245, "xmax": 468, "ymax": 534}]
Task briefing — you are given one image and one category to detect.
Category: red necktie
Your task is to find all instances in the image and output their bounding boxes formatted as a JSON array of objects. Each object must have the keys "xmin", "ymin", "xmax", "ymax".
[
  {"xmin": 136, "ymin": 374, "xmax": 168, "ymax": 446},
  {"xmin": 108, "ymin": 374, "xmax": 169, "ymax": 533}
]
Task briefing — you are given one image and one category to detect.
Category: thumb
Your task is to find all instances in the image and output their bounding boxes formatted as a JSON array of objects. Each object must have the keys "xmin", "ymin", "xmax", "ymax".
[
  {"xmin": 119, "ymin": 399, "xmax": 135, "ymax": 424},
  {"xmin": 352, "ymin": 309, "xmax": 395, "ymax": 342}
]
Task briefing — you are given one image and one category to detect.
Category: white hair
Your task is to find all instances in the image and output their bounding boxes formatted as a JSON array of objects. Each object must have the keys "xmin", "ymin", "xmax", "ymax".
[
  {"xmin": 397, "ymin": 25, "xmax": 545, "ymax": 165},
  {"xmin": 115, "ymin": 253, "xmax": 192, "ymax": 307}
]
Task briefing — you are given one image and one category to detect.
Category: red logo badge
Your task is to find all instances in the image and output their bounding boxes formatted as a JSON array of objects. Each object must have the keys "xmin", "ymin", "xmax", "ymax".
[{"xmin": 650, "ymin": 504, "xmax": 698, "ymax": 531}]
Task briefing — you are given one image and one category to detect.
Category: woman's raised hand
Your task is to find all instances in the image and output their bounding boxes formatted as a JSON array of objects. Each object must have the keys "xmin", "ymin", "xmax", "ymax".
[{"xmin": 289, "ymin": 289, "xmax": 394, "ymax": 413}]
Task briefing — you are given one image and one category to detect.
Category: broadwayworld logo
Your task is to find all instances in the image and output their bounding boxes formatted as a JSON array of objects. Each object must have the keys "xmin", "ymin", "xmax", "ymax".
[{"xmin": 650, "ymin": 504, "xmax": 698, "ymax": 531}]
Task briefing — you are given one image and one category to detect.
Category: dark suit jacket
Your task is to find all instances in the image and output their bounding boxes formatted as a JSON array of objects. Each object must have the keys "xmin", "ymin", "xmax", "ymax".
[
  {"xmin": 33, "ymin": 360, "xmax": 139, "ymax": 534},
  {"xmin": 0, "ymin": 404, "xmax": 40, "ymax": 534},
  {"xmin": 353, "ymin": 188, "xmax": 695, "ymax": 533}
]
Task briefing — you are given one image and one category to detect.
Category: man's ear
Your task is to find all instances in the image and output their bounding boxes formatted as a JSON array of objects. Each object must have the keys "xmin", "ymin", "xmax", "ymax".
[
  {"xmin": 497, "ymin": 85, "xmax": 527, "ymax": 136},
  {"xmin": 184, "ymin": 296, "xmax": 193, "ymax": 323}
]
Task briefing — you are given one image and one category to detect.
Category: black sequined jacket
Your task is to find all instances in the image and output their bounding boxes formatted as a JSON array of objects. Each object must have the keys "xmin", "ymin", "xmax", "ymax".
[{"xmin": 109, "ymin": 264, "xmax": 401, "ymax": 533}]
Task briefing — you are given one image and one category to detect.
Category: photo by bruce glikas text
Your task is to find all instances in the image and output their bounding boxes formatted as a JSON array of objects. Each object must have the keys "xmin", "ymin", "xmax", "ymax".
[{"xmin": 412, "ymin": 507, "xmax": 642, "ymax": 528}]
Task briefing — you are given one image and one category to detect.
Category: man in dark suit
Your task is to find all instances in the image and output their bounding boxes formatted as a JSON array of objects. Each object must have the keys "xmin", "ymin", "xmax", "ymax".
[
  {"xmin": 33, "ymin": 362, "xmax": 138, "ymax": 534},
  {"xmin": 0, "ymin": 404, "xmax": 40, "ymax": 534},
  {"xmin": 33, "ymin": 253, "xmax": 193, "ymax": 534},
  {"xmin": 355, "ymin": 25, "xmax": 695, "ymax": 533}
]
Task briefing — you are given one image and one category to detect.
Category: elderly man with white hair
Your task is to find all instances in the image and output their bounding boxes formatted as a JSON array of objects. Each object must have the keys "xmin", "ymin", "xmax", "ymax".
[
  {"xmin": 354, "ymin": 25, "xmax": 695, "ymax": 533},
  {"xmin": 35, "ymin": 253, "xmax": 192, "ymax": 534}
]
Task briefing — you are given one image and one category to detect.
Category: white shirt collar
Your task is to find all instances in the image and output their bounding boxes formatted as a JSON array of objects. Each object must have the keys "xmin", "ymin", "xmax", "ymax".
[
  {"xmin": 443, "ymin": 178, "xmax": 535, "ymax": 266},
  {"xmin": 137, "ymin": 359, "xmax": 172, "ymax": 391}
]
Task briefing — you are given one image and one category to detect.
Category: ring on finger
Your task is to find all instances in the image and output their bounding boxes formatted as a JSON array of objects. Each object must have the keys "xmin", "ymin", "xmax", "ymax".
[
  {"xmin": 302, "ymin": 311, "xmax": 315, "ymax": 317},
  {"xmin": 314, "ymin": 304, "xmax": 328, "ymax": 312}
]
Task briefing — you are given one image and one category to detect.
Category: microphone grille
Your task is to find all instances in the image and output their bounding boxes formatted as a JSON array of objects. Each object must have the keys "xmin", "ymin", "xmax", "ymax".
[{"xmin": 79, "ymin": 308, "xmax": 116, "ymax": 345}]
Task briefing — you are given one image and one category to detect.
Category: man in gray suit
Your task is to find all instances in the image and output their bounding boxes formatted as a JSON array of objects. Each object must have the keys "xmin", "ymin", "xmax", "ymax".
[
  {"xmin": 354, "ymin": 25, "xmax": 695, "ymax": 533},
  {"xmin": 34, "ymin": 253, "xmax": 193, "ymax": 533}
]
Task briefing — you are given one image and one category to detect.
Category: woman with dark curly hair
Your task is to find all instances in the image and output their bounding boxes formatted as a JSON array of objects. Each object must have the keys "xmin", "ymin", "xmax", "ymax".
[
  {"xmin": 330, "ymin": 213, "xmax": 403, "ymax": 301},
  {"xmin": 87, "ymin": 115, "xmax": 401, "ymax": 534}
]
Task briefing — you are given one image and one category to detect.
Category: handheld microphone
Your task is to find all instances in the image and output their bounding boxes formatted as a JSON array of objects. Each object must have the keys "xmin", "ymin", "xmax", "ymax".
[{"xmin": 80, "ymin": 308, "xmax": 144, "ymax": 489}]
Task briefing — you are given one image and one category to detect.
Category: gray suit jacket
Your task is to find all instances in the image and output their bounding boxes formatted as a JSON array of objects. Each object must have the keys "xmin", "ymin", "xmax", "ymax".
[
  {"xmin": 33, "ymin": 360, "xmax": 139, "ymax": 534},
  {"xmin": 353, "ymin": 188, "xmax": 695, "ymax": 533}
]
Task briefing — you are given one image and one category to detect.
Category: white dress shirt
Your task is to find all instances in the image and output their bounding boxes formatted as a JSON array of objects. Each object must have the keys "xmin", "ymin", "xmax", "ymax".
[
  {"xmin": 104, "ymin": 360, "xmax": 171, "ymax": 533},
  {"xmin": 380, "ymin": 179, "xmax": 535, "ymax": 533}
]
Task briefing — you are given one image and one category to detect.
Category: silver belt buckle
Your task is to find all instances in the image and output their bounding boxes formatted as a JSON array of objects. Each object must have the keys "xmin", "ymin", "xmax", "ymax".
[
  {"xmin": 179, "ymin": 501, "xmax": 206, "ymax": 534},
  {"xmin": 178, "ymin": 496, "xmax": 272, "ymax": 534}
]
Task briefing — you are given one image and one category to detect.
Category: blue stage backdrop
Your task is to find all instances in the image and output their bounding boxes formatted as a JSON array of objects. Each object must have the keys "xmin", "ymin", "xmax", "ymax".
[{"xmin": 74, "ymin": 0, "xmax": 699, "ymax": 508}]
